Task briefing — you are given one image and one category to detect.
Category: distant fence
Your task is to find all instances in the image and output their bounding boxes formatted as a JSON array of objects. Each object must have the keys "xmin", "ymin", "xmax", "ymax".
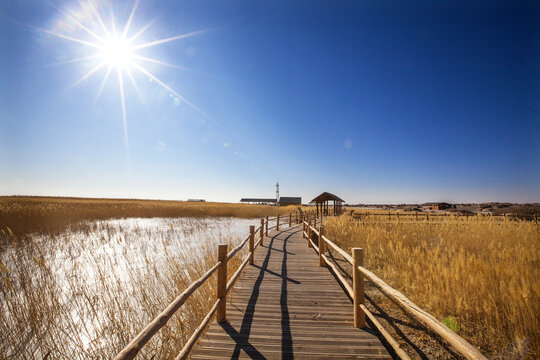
[{"xmin": 350, "ymin": 210, "xmax": 538, "ymax": 224}]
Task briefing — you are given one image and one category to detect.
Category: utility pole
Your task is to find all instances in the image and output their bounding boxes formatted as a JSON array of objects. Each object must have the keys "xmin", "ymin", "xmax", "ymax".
[{"xmin": 276, "ymin": 182, "xmax": 280, "ymax": 205}]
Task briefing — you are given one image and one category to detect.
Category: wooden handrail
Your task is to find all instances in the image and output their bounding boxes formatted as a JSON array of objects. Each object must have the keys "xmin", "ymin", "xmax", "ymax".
[
  {"xmin": 357, "ymin": 264, "xmax": 488, "ymax": 360},
  {"xmin": 113, "ymin": 261, "xmax": 222, "ymax": 360},
  {"xmin": 114, "ymin": 212, "xmax": 295, "ymax": 360},
  {"xmin": 174, "ymin": 299, "xmax": 220, "ymax": 360},
  {"xmin": 322, "ymin": 235, "xmax": 353, "ymax": 264},
  {"xmin": 303, "ymin": 216, "xmax": 487, "ymax": 360},
  {"xmin": 360, "ymin": 304, "xmax": 412, "ymax": 360},
  {"xmin": 227, "ymin": 234, "xmax": 251, "ymax": 261}
]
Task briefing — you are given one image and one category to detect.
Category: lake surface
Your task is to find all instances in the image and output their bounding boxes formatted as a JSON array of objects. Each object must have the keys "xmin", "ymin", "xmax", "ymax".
[{"xmin": 0, "ymin": 216, "xmax": 259, "ymax": 359}]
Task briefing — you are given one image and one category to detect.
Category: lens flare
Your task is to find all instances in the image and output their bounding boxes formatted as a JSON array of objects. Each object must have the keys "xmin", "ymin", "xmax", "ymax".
[{"xmin": 32, "ymin": 0, "xmax": 213, "ymax": 153}]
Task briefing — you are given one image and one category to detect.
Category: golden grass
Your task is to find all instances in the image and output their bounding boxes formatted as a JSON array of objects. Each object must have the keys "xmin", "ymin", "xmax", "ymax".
[
  {"xmin": 324, "ymin": 213, "xmax": 539, "ymax": 359},
  {"xmin": 0, "ymin": 196, "xmax": 297, "ymax": 238},
  {"xmin": 0, "ymin": 217, "xmax": 254, "ymax": 359}
]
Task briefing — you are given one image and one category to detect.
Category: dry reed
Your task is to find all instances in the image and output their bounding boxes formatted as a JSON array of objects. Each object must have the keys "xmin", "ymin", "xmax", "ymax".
[
  {"xmin": 0, "ymin": 217, "xmax": 258, "ymax": 359},
  {"xmin": 324, "ymin": 212, "xmax": 539, "ymax": 359},
  {"xmin": 0, "ymin": 196, "xmax": 296, "ymax": 239}
]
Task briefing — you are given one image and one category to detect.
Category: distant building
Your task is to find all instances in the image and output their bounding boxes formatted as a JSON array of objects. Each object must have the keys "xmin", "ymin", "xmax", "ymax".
[
  {"xmin": 240, "ymin": 198, "xmax": 277, "ymax": 205},
  {"xmin": 239, "ymin": 197, "xmax": 301, "ymax": 206},
  {"xmin": 278, "ymin": 197, "xmax": 302, "ymax": 206},
  {"xmin": 240, "ymin": 183, "xmax": 301, "ymax": 206},
  {"xmin": 187, "ymin": 199, "xmax": 206, "ymax": 202},
  {"xmin": 422, "ymin": 202, "xmax": 452, "ymax": 211}
]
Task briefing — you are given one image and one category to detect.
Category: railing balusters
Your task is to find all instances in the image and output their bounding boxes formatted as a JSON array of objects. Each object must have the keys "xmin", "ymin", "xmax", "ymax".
[
  {"xmin": 318, "ymin": 225, "xmax": 325, "ymax": 266},
  {"xmin": 216, "ymin": 244, "xmax": 228, "ymax": 323},
  {"xmin": 260, "ymin": 218, "xmax": 264, "ymax": 246},
  {"xmin": 249, "ymin": 226, "xmax": 255, "ymax": 265},
  {"xmin": 352, "ymin": 248, "xmax": 365, "ymax": 328}
]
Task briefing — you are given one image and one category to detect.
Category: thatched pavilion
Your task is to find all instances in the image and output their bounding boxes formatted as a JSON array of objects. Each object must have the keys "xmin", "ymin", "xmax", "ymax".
[{"xmin": 311, "ymin": 192, "xmax": 345, "ymax": 216}]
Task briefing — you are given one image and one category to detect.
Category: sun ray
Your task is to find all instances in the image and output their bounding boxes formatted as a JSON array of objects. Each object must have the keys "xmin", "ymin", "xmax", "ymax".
[
  {"xmin": 33, "ymin": 54, "xmax": 102, "ymax": 69},
  {"xmin": 34, "ymin": 24, "xmax": 101, "ymax": 48},
  {"xmin": 46, "ymin": 1, "xmax": 103, "ymax": 43},
  {"xmin": 110, "ymin": 4, "xmax": 117, "ymax": 37},
  {"xmin": 118, "ymin": 70, "xmax": 129, "ymax": 152},
  {"xmin": 90, "ymin": 3, "xmax": 111, "ymax": 38},
  {"xmin": 132, "ymin": 62, "xmax": 227, "ymax": 133},
  {"xmin": 122, "ymin": 0, "xmax": 140, "ymax": 39},
  {"xmin": 127, "ymin": 17, "xmax": 158, "ymax": 44},
  {"xmin": 132, "ymin": 29, "xmax": 209, "ymax": 50},
  {"xmin": 125, "ymin": 67, "xmax": 145, "ymax": 104},
  {"xmin": 133, "ymin": 55, "xmax": 210, "ymax": 75},
  {"xmin": 95, "ymin": 64, "xmax": 113, "ymax": 101},
  {"xmin": 63, "ymin": 61, "xmax": 106, "ymax": 93}
]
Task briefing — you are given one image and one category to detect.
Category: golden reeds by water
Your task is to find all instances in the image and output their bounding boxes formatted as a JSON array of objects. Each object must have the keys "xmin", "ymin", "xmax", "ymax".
[
  {"xmin": 0, "ymin": 217, "xmax": 252, "ymax": 359},
  {"xmin": 0, "ymin": 196, "xmax": 296, "ymax": 238},
  {"xmin": 324, "ymin": 213, "xmax": 539, "ymax": 359}
]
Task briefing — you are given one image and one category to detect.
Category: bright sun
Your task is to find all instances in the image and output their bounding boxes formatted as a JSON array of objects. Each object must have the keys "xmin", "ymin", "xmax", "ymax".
[
  {"xmin": 35, "ymin": 0, "xmax": 210, "ymax": 152},
  {"xmin": 99, "ymin": 37, "xmax": 134, "ymax": 68}
]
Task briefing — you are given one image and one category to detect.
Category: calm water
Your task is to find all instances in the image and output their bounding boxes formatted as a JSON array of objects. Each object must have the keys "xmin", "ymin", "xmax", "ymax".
[{"xmin": 1, "ymin": 216, "xmax": 259, "ymax": 359}]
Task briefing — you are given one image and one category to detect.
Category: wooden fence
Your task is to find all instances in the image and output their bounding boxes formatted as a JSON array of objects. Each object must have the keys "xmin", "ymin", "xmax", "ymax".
[
  {"xmin": 351, "ymin": 211, "xmax": 538, "ymax": 224},
  {"xmin": 114, "ymin": 209, "xmax": 490, "ymax": 360},
  {"xmin": 301, "ymin": 213, "xmax": 488, "ymax": 360},
  {"xmin": 113, "ymin": 212, "xmax": 304, "ymax": 360}
]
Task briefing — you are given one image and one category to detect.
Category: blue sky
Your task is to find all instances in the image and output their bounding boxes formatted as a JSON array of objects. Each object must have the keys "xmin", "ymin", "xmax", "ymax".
[{"xmin": 1, "ymin": 0, "xmax": 539, "ymax": 203}]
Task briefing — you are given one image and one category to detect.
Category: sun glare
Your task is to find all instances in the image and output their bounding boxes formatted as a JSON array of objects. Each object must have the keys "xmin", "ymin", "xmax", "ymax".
[
  {"xmin": 34, "ymin": 0, "xmax": 212, "ymax": 153},
  {"xmin": 99, "ymin": 37, "xmax": 134, "ymax": 68}
]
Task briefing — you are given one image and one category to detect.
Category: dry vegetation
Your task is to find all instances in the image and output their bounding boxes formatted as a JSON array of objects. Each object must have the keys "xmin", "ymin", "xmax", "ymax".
[
  {"xmin": 324, "ymin": 212, "xmax": 539, "ymax": 359},
  {"xmin": 0, "ymin": 196, "xmax": 296, "ymax": 238},
  {"xmin": 0, "ymin": 196, "xmax": 293, "ymax": 359},
  {"xmin": 0, "ymin": 217, "xmax": 257, "ymax": 359}
]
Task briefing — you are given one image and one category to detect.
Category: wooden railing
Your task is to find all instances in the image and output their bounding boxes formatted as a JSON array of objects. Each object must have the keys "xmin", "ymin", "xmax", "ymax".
[
  {"xmin": 351, "ymin": 211, "xmax": 538, "ymax": 223},
  {"xmin": 301, "ymin": 214, "xmax": 488, "ymax": 360},
  {"xmin": 113, "ymin": 213, "xmax": 297, "ymax": 360}
]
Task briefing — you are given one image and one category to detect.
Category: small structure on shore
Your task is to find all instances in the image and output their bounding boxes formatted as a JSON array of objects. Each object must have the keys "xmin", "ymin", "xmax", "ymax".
[
  {"xmin": 311, "ymin": 192, "xmax": 345, "ymax": 216},
  {"xmin": 422, "ymin": 202, "xmax": 452, "ymax": 211}
]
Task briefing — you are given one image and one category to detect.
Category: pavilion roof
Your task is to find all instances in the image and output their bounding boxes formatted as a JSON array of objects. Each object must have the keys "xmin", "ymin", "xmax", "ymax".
[{"xmin": 310, "ymin": 192, "xmax": 345, "ymax": 203}]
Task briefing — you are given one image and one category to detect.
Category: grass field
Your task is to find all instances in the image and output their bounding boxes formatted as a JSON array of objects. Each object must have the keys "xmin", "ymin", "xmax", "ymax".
[
  {"xmin": 324, "ymin": 212, "xmax": 539, "ymax": 359},
  {"xmin": 0, "ymin": 217, "xmax": 258, "ymax": 359},
  {"xmin": 0, "ymin": 196, "xmax": 298, "ymax": 359},
  {"xmin": 0, "ymin": 196, "xmax": 296, "ymax": 238}
]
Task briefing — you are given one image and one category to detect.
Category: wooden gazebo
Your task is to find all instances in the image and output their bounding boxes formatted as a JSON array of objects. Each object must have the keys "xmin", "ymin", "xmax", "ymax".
[{"xmin": 311, "ymin": 192, "xmax": 345, "ymax": 216}]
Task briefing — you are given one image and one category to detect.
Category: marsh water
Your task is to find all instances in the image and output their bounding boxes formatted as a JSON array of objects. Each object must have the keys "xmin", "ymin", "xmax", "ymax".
[{"xmin": 0, "ymin": 216, "xmax": 259, "ymax": 359}]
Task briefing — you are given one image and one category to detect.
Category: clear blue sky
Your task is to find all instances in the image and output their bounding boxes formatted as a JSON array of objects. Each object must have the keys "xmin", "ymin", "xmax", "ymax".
[{"xmin": 1, "ymin": 0, "xmax": 539, "ymax": 203}]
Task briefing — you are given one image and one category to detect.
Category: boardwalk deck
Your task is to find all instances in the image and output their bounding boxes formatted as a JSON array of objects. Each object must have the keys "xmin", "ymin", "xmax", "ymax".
[{"xmin": 191, "ymin": 225, "xmax": 392, "ymax": 360}]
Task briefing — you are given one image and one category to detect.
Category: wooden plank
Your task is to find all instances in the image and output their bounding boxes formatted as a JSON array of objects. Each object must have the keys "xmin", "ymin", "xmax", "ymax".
[{"xmin": 190, "ymin": 225, "xmax": 392, "ymax": 359}]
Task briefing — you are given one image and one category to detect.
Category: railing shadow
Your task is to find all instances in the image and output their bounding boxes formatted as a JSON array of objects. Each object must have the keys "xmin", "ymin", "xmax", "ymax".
[{"xmin": 220, "ymin": 226, "xmax": 297, "ymax": 359}]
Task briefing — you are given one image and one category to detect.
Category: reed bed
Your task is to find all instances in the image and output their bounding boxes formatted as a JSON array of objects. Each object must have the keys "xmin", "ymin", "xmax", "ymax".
[
  {"xmin": 324, "ymin": 213, "xmax": 539, "ymax": 359},
  {"xmin": 0, "ymin": 217, "xmax": 254, "ymax": 359},
  {"xmin": 0, "ymin": 196, "xmax": 296, "ymax": 239}
]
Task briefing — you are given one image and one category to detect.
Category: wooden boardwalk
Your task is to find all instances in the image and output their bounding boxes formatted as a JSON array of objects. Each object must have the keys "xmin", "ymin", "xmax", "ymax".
[{"xmin": 191, "ymin": 225, "xmax": 392, "ymax": 360}]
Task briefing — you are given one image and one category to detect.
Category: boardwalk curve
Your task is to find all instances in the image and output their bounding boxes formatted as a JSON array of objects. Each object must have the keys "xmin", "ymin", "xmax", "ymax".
[{"xmin": 191, "ymin": 225, "xmax": 392, "ymax": 359}]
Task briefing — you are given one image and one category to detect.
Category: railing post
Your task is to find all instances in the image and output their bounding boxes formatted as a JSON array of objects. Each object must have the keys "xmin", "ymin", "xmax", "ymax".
[
  {"xmin": 318, "ymin": 225, "xmax": 325, "ymax": 266},
  {"xmin": 277, "ymin": 214, "xmax": 280, "ymax": 231},
  {"xmin": 265, "ymin": 216, "xmax": 269, "ymax": 236},
  {"xmin": 249, "ymin": 226, "xmax": 255, "ymax": 265},
  {"xmin": 307, "ymin": 219, "xmax": 312, "ymax": 248},
  {"xmin": 302, "ymin": 220, "xmax": 306, "ymax": 238},
  {"xmin": 352, "ymin": 248, "xmax": 365, "ymax": 328},
  {"xmin": 216, "ymin": 244, "xmax": 228, "ymax": 323},
  {"xmin": 260, "ymin": 218, "xmax": 264, "ymax": 246},
  {"xmin": 289, "ymin": 212, "xmax": 292, "ymax": 227}
]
